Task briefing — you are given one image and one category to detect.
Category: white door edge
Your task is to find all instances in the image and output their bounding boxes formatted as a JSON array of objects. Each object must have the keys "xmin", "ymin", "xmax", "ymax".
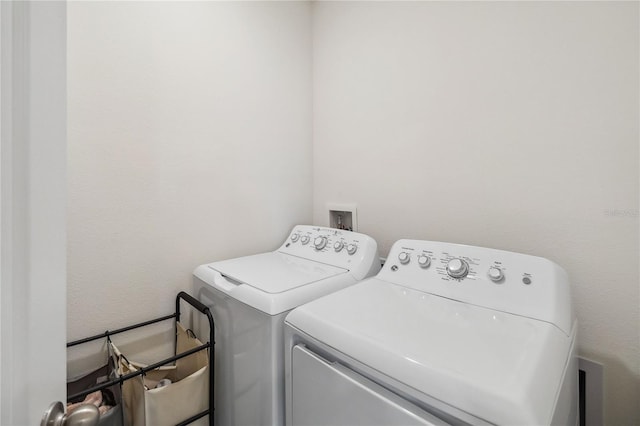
[{"xmin": 1, "ymin": 1, "xmax": 67, "ymax": 424}]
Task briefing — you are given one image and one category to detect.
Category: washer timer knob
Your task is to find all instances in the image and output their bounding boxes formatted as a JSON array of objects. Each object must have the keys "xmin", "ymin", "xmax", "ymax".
[
  {"xmin": 346, "ymin": 243, "xmax": 358, "ymax": 255},
  {"xmin": 446, "ymin": 258, "xmax": 469, "ymax": 279},
  {"xmin": 418, "ymin": 255, "xmax": 431, "ymax": 268},
  {"xmin": 488, "ymin": 267, "xmax": 504, "ymax": 282},
  {"xmin": 398, "ymin": 252, "xmax": 410, "ymax": 264},
  {"xmin": 314, "ymin": 236, "xmax": 327, "ymax": 250},
  {"xmin": 300, "ymin": 235, "xmax": 310, "ymax": 245}
]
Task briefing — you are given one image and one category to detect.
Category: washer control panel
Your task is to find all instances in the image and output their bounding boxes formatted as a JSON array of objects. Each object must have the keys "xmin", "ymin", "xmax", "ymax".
[
  {"xmin": 280, "ymin": 225, "xmax": 381, "ymax": 280},
  {"xmin": 379, "ymin": 239, "xmax": 573, "ymax": 335}
]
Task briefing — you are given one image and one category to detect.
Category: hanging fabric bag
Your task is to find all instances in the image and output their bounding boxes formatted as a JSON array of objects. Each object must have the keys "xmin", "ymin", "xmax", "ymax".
[{"xmin": 109, "ymin": 323, "xmax": 209, "ymax": 426}]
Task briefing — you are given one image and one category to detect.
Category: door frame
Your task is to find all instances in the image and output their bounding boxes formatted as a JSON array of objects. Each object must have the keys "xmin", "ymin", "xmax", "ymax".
[{"xmin": 1, "ymin": 1, "xmax": 67, "ymax": 424}]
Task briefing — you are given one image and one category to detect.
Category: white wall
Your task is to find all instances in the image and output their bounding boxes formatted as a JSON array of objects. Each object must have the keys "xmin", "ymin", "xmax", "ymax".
[
  {"xmin": 67, "ymin": 0, "xmax": 312, "ymax": 349},
  {"xmin": 312, "ymin": 2, "xmax": 639, "ymax": 423},
  {"xmin": 69, "ymin": 1, "xmax": 638, "ymax": 422}
]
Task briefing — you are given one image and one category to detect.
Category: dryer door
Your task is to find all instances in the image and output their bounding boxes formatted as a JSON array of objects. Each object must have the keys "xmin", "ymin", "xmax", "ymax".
[{"xmin": 291, "ymin": 345, "xmax": 448, "ymax": 426}]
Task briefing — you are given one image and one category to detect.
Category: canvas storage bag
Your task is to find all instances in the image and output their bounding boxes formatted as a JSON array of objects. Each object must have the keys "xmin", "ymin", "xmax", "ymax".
[{"xmin": 109, "ymin": 323, "xmax": 209, "ymax": 426}]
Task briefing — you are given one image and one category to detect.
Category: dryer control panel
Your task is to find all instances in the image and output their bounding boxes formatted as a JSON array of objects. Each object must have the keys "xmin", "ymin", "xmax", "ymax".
[
  {"xmin": 379, "ymin": 239, "xmax": 574, "ymax": 335},
  {"xmin": 279, "ymin": 225, "xmax": 381, "ymax": 280}
]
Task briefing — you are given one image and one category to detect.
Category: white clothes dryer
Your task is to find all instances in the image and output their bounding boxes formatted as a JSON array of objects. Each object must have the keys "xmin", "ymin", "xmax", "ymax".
[
  {"xmin": 285, "ymin": 239, "xmax": 578, "ymax": 425},
  {"xmin": 193, "ymin": 225, "xmax": 380, "ymax": 426}
]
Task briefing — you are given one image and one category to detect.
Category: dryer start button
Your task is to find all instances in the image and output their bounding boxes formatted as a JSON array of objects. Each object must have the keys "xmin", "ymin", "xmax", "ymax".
[{"xmin": 488, "ymin": 267, "xmax": 504, "ymax": 282}]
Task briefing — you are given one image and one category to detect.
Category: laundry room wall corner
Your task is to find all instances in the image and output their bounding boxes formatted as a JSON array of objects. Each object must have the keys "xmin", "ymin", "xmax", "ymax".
[{"xmin": 67, "ymin": 0, "xmax": 313, "ymax": 371}]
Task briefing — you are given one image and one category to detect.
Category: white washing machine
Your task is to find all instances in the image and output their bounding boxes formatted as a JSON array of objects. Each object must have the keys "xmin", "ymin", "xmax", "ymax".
[
  {"xmin": 192, "ymin": 225, "xmax": 380, "ymax": 426},
  {"xmin": 285, "ymin": 239, "xmax": 578, "ymax": 425}
]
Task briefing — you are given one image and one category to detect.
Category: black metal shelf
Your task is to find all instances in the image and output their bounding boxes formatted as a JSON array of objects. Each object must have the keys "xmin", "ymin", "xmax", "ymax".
[{"xmin": 67, "ymin": 291, "xmax": 214, "ymax": 426}]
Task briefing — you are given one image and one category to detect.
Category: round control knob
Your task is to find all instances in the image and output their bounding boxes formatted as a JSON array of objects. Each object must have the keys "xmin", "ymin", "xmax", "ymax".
[
  {"xmin": 300, "ymin": 235, "xmax": 310, "ymax": 245},
  {"xmin": 446, "ymin": 258, "xmax": 469, "ymax": 279},
  {"xmin": 290, "ymin": 233, "xmax": 300, "ymax": 243},
  {"xmin": 314, "ymin": 236, "xmax": 327, "ymax": 250},
  {"xmin": 418, "ymin": 255, "xmax": 431, "ymax": 268},
  {"xmin": 334, "ymin": 241, "xmax": 344, "ymax": 252},
  {"xmin": 398, "ymin": 252, "xmax": 410, "ymax": 264},
  {"xmin": 488, "ymin": 267, "xmax": 504, "ymax": 282},
  {"xmin": 346, "ymin": 243, "xmax": 358, "ymax": 255}
]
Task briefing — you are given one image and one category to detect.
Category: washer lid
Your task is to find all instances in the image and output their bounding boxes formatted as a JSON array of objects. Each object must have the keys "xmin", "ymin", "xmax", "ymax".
[
  {"xmin": 208, "ymin": 252, "xmax": 347, "ymax": 293},
  {"xmin": 285, "ymin": 278, "xmax": 574, "ymax": 425},
  {"xmin": 194, "ymin": 252, "xmax": 350, "ymax": 315}
]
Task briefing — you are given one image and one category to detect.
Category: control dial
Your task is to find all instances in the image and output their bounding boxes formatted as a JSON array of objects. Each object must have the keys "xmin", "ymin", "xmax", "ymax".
[
  {"xmin": 417, "ymin": 255, "xmax": 431, "ymax": 268},
  {"xmin": 300, "ymin": 235, "xmax": 310, "ymax": 245},
  {"xmin": 346, "ymin": 243, "xmax": 358, "ymax": 255},
  {"xmin": 314, "ymin": 236, "xmax": 327, "ymax": 250},
  {"xmin": 398, "ymin": 252, "xmax": 410, "ymax": 264},
  {"xmin": 291, "ymin": 233, "xmax": 300, "ymax": 243},
  {"xmin": 334, "ymin": 241, "xmax": 344, "ymax": 252},
  {"xmin": 488, "ymin": 267, "xmax": 504, "ymax": 282},
  {"xmin": 446, "ymin": 258, "xmax": 469, "ymax": 279}
]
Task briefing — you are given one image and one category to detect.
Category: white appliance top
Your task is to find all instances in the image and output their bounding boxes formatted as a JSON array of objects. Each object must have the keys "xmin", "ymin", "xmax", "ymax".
[
  {"xmin": 206, "ymin": 252, "xmax": 346, "ymax": 294},
  {"xmin": 194, "ymin": 225, "xmax": 380, "ymax": 315},
  {"xmin": 285, "ymin": 239, "xmax": 576, "ymax": 425}
]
